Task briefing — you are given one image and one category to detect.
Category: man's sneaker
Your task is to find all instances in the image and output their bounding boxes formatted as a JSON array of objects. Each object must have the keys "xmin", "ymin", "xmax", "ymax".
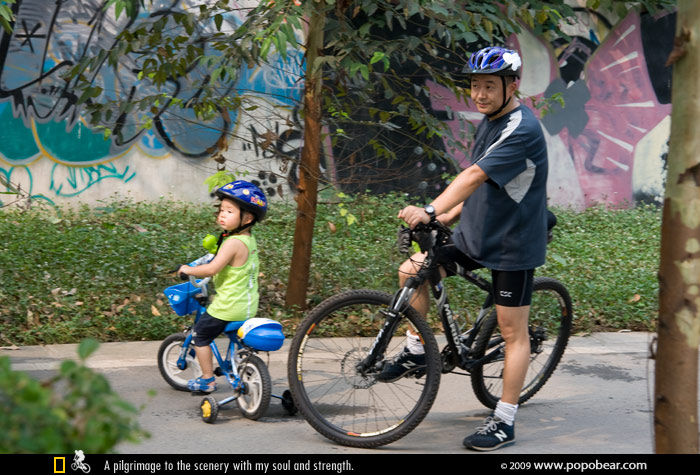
[
  {"xmin": 463, "ymin": 414, "xmax": 515, "ymax": 451},
  {"xmin": 377, "ymin": 348, "xmax": 426, "ymax": 382}
]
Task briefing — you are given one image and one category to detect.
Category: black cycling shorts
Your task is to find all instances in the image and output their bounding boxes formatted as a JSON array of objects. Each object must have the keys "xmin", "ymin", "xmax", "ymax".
[
  {"xmin": 434, "ymin": 243, "xmax": 534, "ymax": 307},
  {"xmin": 192, "ymin": 311, "xmax": 229, "ymax": 347}
]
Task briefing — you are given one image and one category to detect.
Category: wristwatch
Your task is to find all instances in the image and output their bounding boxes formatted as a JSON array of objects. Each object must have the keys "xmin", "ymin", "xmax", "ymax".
[{"xmin": 424, "ymin": 204, "xmax": 437, "ymax": 222}]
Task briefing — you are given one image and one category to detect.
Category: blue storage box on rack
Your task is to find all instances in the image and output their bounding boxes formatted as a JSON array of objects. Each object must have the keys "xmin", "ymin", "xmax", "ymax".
[{"xmin": 237, "ymin": 318, "xmax": 285, "ymax": 351}]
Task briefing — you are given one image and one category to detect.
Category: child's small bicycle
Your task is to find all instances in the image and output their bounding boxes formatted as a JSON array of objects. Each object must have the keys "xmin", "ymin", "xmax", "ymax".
[{"xmin": 158, "ymin": 274, "xmax": 296, "ymax": 423}]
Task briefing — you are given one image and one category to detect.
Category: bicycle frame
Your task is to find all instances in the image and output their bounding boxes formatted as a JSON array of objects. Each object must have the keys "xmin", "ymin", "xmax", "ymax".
[
  {"xmin": 175, "ymin": 281, "xmax": 253, "ymax": 405},
  {"xmin": 357, "ymin": 222, "xmax": 502, "ymax": 375}
]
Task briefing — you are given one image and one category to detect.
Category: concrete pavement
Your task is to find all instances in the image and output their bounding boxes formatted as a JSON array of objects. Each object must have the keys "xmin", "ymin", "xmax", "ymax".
[{"xmin": 3, "ymin": 331, "xmax": 683, "ymax": 454}]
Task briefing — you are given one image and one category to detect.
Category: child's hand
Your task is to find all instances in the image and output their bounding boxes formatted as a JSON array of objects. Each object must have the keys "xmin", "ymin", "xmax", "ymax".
[{"xmin": 177, "ymin": 265, "xmax": 190, "ymax": 280}]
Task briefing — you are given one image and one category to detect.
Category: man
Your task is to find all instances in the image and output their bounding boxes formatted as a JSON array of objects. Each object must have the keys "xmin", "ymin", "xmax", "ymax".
[{"xmin": 385, "ymin": 46, "xmax": 549, "ymax": 451}]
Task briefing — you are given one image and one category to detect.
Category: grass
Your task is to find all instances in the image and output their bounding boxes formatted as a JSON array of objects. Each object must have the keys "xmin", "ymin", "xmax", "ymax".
[{"xmin": 0, "ymin": 195, "xmax": 661, "ymax": 345}]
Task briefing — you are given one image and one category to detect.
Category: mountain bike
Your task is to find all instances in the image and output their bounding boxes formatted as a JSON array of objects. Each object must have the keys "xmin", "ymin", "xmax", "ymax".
[
  {"xmin": 158, "ymin": 274, "xmax": 296, "ymax": 423},
  {"xmin": 287, "ymin": 219, "xmax": 572, "ymax": 448}
]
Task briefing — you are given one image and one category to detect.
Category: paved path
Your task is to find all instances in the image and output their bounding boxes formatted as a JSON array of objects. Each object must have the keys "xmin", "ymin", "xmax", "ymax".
[{"xmin": 5, "ymin": 331, "xmax": 677, "ymax": 455}]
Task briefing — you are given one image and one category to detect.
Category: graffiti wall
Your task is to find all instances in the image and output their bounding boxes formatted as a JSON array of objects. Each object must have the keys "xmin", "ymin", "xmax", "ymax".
[{"xmin": 0, "ymin": 1, "xmax": 675, "ymax": 210}]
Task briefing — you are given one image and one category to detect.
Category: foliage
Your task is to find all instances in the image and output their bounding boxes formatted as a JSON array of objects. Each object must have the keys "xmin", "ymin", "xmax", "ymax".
[
  {"xmin": 67, "ymin": 0, "xmax": 675, "ymax": 175},
  {"xmin": 542, "ymin": 203, "xmax": 661, "ymax": 332},
  {"xmin": 0, "ymin": 1, "xmax": 15, "ymax": 33},
  {"xmin": 0, "ymin": 196, "xmax": 660, "ymax": 345},
  {"xmin": 60, "ymin": 0, "xmax": 675, "ymax": 310},
  {"xmin": 0, "ymin": 339, "xmax": 147, "ymax": 453}
]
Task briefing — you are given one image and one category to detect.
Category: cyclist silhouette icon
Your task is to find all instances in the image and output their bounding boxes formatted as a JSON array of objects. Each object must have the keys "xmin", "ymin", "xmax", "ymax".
[{"xmin": 71, "ymin": 450, "xmax": 91, "ymax": 473}]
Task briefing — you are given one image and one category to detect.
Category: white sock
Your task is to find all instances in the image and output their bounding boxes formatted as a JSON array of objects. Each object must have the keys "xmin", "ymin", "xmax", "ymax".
[
  {"xmin": 406, "ymin": 331, "xmax": 425, "ymax": 355},
  {"xmin": 494, "ymin": 400, "xmax": 518, "ymax": 426}
]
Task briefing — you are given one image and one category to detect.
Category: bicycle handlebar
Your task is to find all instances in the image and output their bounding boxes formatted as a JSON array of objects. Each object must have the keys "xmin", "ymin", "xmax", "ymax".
[
  {"xmin": 189, "ymin": 275, "xmax": 211, "ymax": 288},
  {"xmin": 177, "ymin": 268, "xmax": 211, "ymax": 297},
  {"xmin": 398, "ymin": 220, "xmax": 453, "ymax": 255}
]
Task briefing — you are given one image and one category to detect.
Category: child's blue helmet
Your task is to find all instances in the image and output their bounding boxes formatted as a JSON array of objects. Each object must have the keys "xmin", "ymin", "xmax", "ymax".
[{"xmin": 215, "ymin": 180, "xmax": 268, "ymax": 222}]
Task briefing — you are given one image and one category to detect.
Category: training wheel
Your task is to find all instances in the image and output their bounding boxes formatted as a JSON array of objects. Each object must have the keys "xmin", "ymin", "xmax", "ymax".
[
  {"xmin": 200, "ymin": 396, "xmax": 219, "ymax": 423},
  {"xmin": 281, "ymin": 389, "xmax": 297, "ymax": 416}
]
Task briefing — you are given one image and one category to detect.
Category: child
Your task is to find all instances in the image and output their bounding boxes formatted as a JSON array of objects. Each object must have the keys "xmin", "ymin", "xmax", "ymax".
[{"xmin": 178, "ymin": 180, "xmax": 267, "ymax": 393}]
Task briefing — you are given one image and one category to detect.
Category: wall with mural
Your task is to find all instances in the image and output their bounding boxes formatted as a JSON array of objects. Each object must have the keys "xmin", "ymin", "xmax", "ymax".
[{"xmin": 0, "ymin": 1, "xmax": 675, "ymax": 210}]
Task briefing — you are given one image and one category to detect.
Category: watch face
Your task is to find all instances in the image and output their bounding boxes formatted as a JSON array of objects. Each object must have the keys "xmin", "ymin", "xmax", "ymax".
[{"xmin": 425, "ymin": 205, "xmax": 435, "ymax": 215}]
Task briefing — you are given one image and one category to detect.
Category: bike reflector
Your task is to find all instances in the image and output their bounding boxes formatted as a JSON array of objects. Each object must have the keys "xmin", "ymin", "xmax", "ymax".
[{"xmin": 238, "ymin": 318, "xmax": 285, "ymax": 351}]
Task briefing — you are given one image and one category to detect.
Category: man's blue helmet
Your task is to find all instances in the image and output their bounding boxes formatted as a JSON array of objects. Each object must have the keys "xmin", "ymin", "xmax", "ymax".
[
  {"xmin": 215, "ymin": 180, "xmax": 268, "ymax": 222},
  {"xmin": 464, "ymin": 46, "xmax": 522, "ymax": 78}
]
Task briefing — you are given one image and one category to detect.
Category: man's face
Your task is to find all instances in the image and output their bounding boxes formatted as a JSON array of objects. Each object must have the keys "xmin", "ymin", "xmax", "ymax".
[{"xmin": 470, "ymin": 74, "xmax": 515, "ymax": 117}]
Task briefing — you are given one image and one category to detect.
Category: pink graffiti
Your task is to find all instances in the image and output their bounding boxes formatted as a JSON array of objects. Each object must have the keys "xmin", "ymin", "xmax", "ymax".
[{"xmin": 427, "ymin": 13, "xmax": 671, "ymax": 208}]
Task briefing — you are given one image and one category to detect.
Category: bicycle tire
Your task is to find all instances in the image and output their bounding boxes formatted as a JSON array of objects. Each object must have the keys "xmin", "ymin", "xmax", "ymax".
[
  {"xmin": 236, "ymin": 354, "xmax": 272, "ymax": 420},
  {"xmin": 287, "ymin": 289, "xmax": 441, "ymax": 448},
  {"xmin": 157, "ymin": 332, "xmax": 202, "ymax": 391},
  {"xmin": 470, "ymin": 277, "xmax": 573, "ymax": 409}
]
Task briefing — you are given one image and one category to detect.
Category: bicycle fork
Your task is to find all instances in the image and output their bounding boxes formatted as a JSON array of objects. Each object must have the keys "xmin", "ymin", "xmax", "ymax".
[{"xmin": 355, "ymin": 286, "xmax": 416, "ymax": 375}]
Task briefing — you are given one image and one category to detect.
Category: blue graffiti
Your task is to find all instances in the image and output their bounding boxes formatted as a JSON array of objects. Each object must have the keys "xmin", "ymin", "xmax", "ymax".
[
  {"xmin": 49, "ymin": 162, "xmax": 136, "ymax": 198},
  {"xmin": 0, "ymin": 0, "xmax": 304, "ymax": 163}
]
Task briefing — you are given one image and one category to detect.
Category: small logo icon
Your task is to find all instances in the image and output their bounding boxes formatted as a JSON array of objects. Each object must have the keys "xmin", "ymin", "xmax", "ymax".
[
  {"xmin": 54, "ymin": 457, "xmax": 66, "ymax": 473},
  {"xmin": 71, "ymin": 450, "xmax": 91, "ymax": 474}
]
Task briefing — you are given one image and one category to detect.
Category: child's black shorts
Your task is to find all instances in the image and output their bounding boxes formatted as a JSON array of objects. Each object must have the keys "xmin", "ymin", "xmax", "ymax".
[
  {"xmin": 192, "ymin": 311, "xmax": 229, "ymax": 347},
  {"xmin": 435, "ymin": 242, "xmax": 534, "ymax": 307}
]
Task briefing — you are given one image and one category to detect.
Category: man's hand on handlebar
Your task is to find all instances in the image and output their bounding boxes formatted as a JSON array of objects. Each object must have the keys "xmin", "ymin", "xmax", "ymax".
[{"xmin": 398, "ymin": 205, "xmax": 431, "ymax": 229}]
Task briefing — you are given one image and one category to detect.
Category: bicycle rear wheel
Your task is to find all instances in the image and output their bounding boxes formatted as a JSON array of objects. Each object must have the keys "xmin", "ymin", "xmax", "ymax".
[
  {"xmin": 470, "ymin": 277, "xmax": 573, "ymax": 409},
  {"xmin": 287, "ymin": 289, "xmax": 441, "ymax": 448},
  {"xmin": 236, "ymin": 354, "xmax": 272, "ymax": 420}
]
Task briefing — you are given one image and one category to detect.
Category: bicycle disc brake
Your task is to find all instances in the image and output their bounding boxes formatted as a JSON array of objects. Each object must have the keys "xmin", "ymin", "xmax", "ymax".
[
  {"xmin": 530, "ymin": 326, "xmax": 546, "ymax": 354},
  {"xmin": 340, "ymin": 348, "xmax": 378, "ymax": 389}
]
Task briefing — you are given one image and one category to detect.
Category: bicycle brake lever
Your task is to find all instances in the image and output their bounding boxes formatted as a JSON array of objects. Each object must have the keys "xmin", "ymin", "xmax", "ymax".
[{"xmin": 397, "ymin": 226, "xmax": 412, "ymax": 254}]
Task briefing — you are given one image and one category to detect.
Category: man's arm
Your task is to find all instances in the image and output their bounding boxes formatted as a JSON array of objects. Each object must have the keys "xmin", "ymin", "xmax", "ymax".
[{"xmin": 399, "ymin": 164, "xmax": 488, "ymax": 228}]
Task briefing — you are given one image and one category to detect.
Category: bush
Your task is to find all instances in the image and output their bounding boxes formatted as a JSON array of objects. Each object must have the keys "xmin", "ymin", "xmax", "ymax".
[
  {"xmin": 0, "ymin": 339, "xmax": 147, "ymax": 453},
  {"xmin": 0, "ymin": 196, "xmax": 661, "ymax": 345}
]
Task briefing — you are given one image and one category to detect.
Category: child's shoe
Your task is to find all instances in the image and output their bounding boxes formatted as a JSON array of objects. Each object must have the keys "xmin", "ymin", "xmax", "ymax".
[{"xmin": 188, "ymin": 376, "xmax": 217, "ymax": 393}]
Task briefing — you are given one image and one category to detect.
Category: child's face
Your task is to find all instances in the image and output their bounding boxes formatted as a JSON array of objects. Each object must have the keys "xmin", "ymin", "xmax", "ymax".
[{"xmin": 218, "ymin": 198, "xmax": 251, "ymax": 232}]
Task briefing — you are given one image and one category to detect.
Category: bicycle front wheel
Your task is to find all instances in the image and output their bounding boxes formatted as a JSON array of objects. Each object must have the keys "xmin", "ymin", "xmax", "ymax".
[
  {"xmin": 470, "ymin": 277, "xmax": 573, "ymax": 409},
  {"xmin": 157, "ymin": 332, "xmax": 202, "ymax": 391},
  {"xmin": 287, "ymin": 290, "xmax": 441, "ymax": 448}
]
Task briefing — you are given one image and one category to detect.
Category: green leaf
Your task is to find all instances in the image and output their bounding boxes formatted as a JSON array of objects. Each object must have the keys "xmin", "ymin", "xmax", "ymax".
[
  {"xmin": 359, "ymin": 64, "xmax": 369, "ymax": 81},
  {"xmin": 214, "ymin": 13, "xmax": 223, "ymax": 31},
  {"xmin": 260, "ymin": 37, "xmax": 272, "ymax": 59},
  {"xmin": 78, "ymin": 339, "xmax": 100, "ymax": 360},
  {"xmin": 276, "ymin": 30, "xmax": 287, "ymax": 59},
  {"xmin": 370, "ymin": 51, "xmax": 385, "ymax": 65}
]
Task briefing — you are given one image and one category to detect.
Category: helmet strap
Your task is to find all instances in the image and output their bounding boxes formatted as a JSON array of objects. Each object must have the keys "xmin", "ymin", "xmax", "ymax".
[
  {"xmin": 214, "ymin": 222, "xmax": 255, "ymax": 256},
  {"xmin": 486, "ymin": 76, "xmax": 511, "ymax": 119}
]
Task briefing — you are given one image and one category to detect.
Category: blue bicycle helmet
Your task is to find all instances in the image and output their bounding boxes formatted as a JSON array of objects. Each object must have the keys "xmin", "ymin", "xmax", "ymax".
[
  {"xmin": 463, "ymin": 46, "xmax": 522, "ymax": 78},
  {"xmin": 215, "ymin": 180, "xmax": 268, "ymax": 223}
]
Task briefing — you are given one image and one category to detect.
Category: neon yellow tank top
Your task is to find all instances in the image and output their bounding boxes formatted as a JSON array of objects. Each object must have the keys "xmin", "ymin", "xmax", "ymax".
[{"xmin": 206, "ymin": 234, "xmax": 259, "ymax": 322}]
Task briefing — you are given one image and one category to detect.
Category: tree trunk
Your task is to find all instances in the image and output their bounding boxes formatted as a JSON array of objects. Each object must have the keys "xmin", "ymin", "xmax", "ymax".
[
  {"xmin": 655, "ymin": 0, "xmax": 700, "ymax": 454},
  {"xmin": 285, "ymin": 3, "xmax": 326, "ymax": 310}
]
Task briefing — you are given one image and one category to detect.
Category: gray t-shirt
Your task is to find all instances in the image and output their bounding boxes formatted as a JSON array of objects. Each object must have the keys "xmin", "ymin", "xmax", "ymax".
[{"xmin": 452, "ymin": 105, "xmax": 548, "ymax": 271}]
